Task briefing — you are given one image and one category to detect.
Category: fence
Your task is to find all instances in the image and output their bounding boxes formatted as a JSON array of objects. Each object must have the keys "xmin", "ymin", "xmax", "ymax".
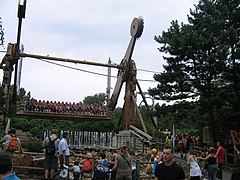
[
  {"xmin": 12, "ymin": 150, "xmax": 181, "ymax": 180},
  {"xmin": 43, "ymin": 130, "xmax": 114, "ymax": 149},
  {"xmin": 191, "ymin": 145, "xmax": 235, "ymax": 171}
]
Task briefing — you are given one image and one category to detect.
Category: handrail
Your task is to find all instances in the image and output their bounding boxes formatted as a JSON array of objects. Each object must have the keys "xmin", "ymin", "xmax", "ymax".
[{"xmin": 130, "ymin": 125, "xmax": 152, "ymax": 140}]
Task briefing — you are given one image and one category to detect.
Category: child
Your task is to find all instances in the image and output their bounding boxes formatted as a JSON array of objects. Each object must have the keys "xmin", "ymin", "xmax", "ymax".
[
  {"xmin": 97, "ymin": 152, "xmax": 109, "ymax": 166},
  {"xmin": 81, "ymin": 152, "xmax": 92, "ymax": 176},
  {"xmin": 73, "ymin": 161, "xmax": 80, "ymax": 180},
  {"xmin": 93, "ymin": 152, "xmax": 110, "ymax": 180},
  {"xmin": 152, "ymin": 154, "xmax": 163, "ymax": 174}
]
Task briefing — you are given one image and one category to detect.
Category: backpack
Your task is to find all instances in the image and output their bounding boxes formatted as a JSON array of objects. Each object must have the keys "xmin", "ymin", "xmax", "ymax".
[
  {"xmin": 95, "ymin": 162, "xmax": 110, "ymax": 173},
  {"xmin": 8, "ymin": 135, "xmax": 20, "ymax": 152},
  {"xmin": 45, "ymin": 135, "xmax": 57, "ymax": 155}
]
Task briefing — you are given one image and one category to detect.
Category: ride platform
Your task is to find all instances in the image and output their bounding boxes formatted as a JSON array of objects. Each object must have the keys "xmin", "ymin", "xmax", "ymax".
[{"xmin": 16, "ymin": 111, "xmax": 111, "ymax": 121}]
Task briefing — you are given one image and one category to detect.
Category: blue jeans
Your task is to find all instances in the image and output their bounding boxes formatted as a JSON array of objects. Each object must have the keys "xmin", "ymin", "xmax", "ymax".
[
  {"xmin": 73, "ymin": 171, "xmax": 80, "ymax": 180},
  {"xmin": 208, "ymin": 164, "xmax": 218, "ymax": 180},
  {"xmin": 132, "ymin": 169, "xmax": 137, "ymax": 180},
  {"xmin": 217, "ymin": 163, "xmax": 223, "ymax": 180}
]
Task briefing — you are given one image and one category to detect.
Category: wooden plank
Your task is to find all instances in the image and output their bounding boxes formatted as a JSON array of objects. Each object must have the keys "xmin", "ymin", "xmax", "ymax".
[
  {"xmin": 15, "ymin": 151, "xmax": 44, "ymax": 156},
  {"xmin": 13, "ymin": 166, "xmax": 44, "ymax": 170},
  {"xmin": 129, "ymin": 130, "xmax": 144, "ymax": 140},
  {"xmin": 130, "ymin": 125, "xmax": 152, "ymax": 140}
]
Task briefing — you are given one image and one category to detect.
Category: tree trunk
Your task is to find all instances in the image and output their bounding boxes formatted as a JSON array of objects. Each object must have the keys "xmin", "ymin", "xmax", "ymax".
[{"xmin": 208, "ymin": 109, "xmax": 217, "ymax": 146}]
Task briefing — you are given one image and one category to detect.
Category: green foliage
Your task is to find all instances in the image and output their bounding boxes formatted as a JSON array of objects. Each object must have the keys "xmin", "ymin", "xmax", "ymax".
[
  {"xmin": 10, "ymin": 116, "xmax": 118, "ymax": 138},
  {"xmin": 83, "ymin": 93, "xmax": 107, "ymax": 105},
  {"xmin": 155, "ymin": 130, "xmax": 167, "ymax": 140},
  {"xmin": 19, "ymin": 88, "xmax": 31, "ymax": 102},
  {"xmin": 22, "ymin": 137, "xmax": 43, "ymax": 153},
  {"xmin": 154, "ymin": 101, "xmax": 201, "ymax": 133},
  {"xmin": 150, "ymin": 0, "xmax": 240, "ymax": 145}
]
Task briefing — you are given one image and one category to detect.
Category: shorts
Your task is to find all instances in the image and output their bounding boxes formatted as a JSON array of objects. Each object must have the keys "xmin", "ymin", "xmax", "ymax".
[
  {"xmin": 59, "ymin": 155, "xmax": 69, "ymax": 169},
  {"xmin": 44, "ymin": 155, "xmax": 58, "ymax": 170}
]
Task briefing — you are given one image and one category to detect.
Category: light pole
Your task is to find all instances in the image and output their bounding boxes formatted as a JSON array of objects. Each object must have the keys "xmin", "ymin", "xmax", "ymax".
[
  {"xmin": 172, "ymin": 118, "xmax": 175, "ymax": 148},
  {"xmin": 173, "ymin": 110, "xmax": 179, "ymax": 148},
  {"xmin": 152, "ymin": 97, "xmax": 157, "ymax": 128},
  {"xmin": 151, "ymin": 96, "xmax": 159, "ymax": 138}
]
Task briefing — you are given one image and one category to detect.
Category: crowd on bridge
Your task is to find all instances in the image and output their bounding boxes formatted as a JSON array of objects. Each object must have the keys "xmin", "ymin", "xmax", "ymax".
[{"xmin": 23, "ymin": 99, "xmax": 106, "ymax": 116}]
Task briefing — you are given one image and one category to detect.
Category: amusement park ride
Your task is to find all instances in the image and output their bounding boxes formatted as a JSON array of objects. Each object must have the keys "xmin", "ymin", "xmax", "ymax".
[{"xmin": 0, "ymin": 0, "xmax": 157, "ymax": 133}]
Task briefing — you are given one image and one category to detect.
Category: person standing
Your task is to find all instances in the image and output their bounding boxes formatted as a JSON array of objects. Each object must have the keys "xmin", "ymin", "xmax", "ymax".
[
  {"xmin": 215, "ymin": 142, "xmax": 224, "ymax": 180},
  {"xmin": 43, "ymin": 129, "xmax": 60, "ymax": 180},
  {"xmin": 182, "ymin": 134, "xmax": 188, "ymax": 159},
  {"xmin": 82, "ymin": 152, "xmax": 93, "ymax": 175},
  {"xmin": 129, "ymin": 149, "xmax": 137, "ymax": 180},
  {"xmin": 0, "ymin": 128, "xmax": 23, "ymax": 155},
  {"xmin": 112, "ymin": 145, "xmax": 132, "ymax": 180},
  {"xmin": 94, "ymin": 152, "xmax": 110, "ymax": 180},
  {"xmin": 165, "ymin": 133, "xmax": 172, "ymax": 145},
  {"xmin": 72, "ymin": 161, "xmax": 81, "ymax": 180},
  {"xmin": 58, "ymin": 131, "xmax": 70, "ymax": 169},
  {"xmin": 155, "ymin": 145, "xmax": 185, "ymax": 180},
  {"xmin": 233, "ymin": 144, "xmax": 240, "ymax": 168},
  {"xmin": 152, "ymin": 154, "xmax": 163, "ymax": 175},
  {"xmin": 0, "ymin": 152, "xmax": 20, "ymax": 180},
  {"xmin": 197, "ymin": 147, "xmax": 218, "ymax": 180},
  {"xmin": 231, "ymin": 144, "xmax": 240, "ymax": 180},
  {"xmin": 186, "ymin": 150, "xmax": 202, "ymax": 180}
]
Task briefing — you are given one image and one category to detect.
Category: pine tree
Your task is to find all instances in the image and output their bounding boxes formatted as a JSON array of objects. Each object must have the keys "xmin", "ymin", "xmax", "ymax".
[{"xmin": 150, "ymin": 0, "xmax": 240, "ymax": 145}]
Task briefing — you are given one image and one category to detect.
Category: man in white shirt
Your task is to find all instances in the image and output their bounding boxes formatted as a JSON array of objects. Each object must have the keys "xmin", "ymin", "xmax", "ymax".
[{"xmin": 58, "ymin": 131, "xmax": 70, "ymax": 170}]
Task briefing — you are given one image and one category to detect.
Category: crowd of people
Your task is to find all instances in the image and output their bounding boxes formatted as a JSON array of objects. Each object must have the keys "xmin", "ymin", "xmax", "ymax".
[
  {"xmin": 164, "ymin": 132, "xmax": 201, "ymax": 159},
  {"xmin": 1, "ymin": 128, "xmax": 240, "ymax": 180},
  {"xmin": 43, "ymin": 129, "xmax": 129, "ymax": 180},
  {"xmin": 23, "ymin": 99, "xmax": 106, "ymax": 116},
  {"xmin": 164, "ymin": 131, "xmax": 227, "ymax": 180}
]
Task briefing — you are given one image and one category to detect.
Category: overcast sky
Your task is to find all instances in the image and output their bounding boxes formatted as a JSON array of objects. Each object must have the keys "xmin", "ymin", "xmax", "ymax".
[{"xmin": 0, "ymin": 0, "xmax": 198, "ymax": 107}]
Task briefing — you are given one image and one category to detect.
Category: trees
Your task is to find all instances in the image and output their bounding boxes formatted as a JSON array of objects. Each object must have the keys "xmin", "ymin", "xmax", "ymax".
[
  {"xmin": 149, "ymin": 0, "xmax": 240, "ymax": 145},
  {"xmin": 83, "ymin": 93, "xmax": 106, "ymax": 105}
]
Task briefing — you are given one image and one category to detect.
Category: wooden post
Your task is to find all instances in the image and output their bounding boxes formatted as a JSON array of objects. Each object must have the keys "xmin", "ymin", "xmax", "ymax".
[
  {"xmin": 92, "ymin": 154, "xmax": 96, "ymax": 178},
  {"xmin": 142, "ymin": 141, "xmax": 144, "ymax": 154},
  {"xmin": 136, "ymin": 159, "xmax": 140, "ymax": 180},
  {"xmin": 224, "ymin": 149, "xmax": 227, "ymax": 169}
]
